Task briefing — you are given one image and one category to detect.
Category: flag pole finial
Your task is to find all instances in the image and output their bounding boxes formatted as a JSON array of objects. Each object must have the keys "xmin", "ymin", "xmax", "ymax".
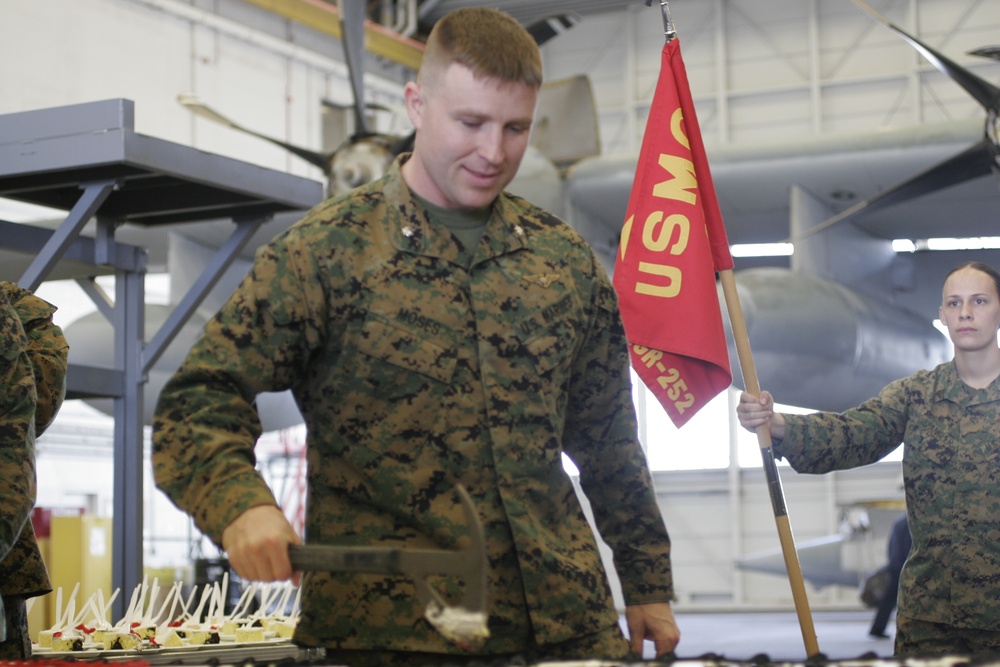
[{"xmin": 644, "ymin": 0, "xmax": 677, "ymax": 42}]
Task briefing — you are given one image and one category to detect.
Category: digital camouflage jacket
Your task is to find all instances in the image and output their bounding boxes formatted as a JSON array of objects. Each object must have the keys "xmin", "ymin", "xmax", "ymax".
[
  {"xmin": 153, "ymin": 158, "xmax": 674, "ymax": 655},
  {"xmin": 0, "ymin": 283, "xmax": 67, "ymax": 600},
  {"xmin": 779, "ymin": 361, "xmax": 1000, "ymax": 630},
  {"xmin": 0, "ymin": 288, "xmax": 37, "ymax": 594}
]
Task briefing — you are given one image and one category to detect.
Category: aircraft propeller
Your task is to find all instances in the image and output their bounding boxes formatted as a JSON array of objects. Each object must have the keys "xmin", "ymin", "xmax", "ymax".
[
  {"xmin": 179, "ymin": 7, "xmax": 581, "ymax": 199},
  {"xmin": 797, "ymin": 0, "xmax": 1000, "ymax": 239},
  {"xmin": 178, "ymin": 1, "xmax": 411, "ymax": 198},
  {"xmin": 330, "ymin": 0, "xmax": 412, "ymax": 194}
]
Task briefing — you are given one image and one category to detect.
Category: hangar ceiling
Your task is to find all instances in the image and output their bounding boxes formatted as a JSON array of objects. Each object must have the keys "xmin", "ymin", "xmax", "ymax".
[
  {"xmin": 413, "ymin": 0, "xmax": 642, "ymax": 30},
  {"xmin": 239, "ymin": 0, "xmax": 646, "ymax": 70}
]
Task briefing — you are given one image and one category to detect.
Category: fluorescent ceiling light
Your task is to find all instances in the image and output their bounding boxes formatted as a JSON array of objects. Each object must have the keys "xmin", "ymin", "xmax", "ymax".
[
  {"xmin": 730, "ymin": 243, "xmax": 793, "ymax": 257},
  {"xmin": 919, "ymin": 237, "xmax": 1000, "ymax": 251},
  {"xmin": 735, "ymin": 238, "xmax": 1000, "ymax": 259}
]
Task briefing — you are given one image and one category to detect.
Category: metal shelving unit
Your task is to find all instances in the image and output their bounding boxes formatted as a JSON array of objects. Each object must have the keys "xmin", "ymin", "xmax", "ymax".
[{"xmin": 0, "ymin": 98, "xmax": 323, "ymax": 620}]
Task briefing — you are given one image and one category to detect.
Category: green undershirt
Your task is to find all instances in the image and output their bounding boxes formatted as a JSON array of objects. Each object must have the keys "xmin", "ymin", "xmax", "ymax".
[{"xmin": 413, "ymin": 194, "xmax": 490, "ymax": 267}]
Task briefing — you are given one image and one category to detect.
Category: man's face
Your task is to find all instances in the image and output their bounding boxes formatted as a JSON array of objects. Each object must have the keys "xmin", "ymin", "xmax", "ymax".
[{"xmin": 402, "ymin": 63, "xmax": 538, "ymax": 210}]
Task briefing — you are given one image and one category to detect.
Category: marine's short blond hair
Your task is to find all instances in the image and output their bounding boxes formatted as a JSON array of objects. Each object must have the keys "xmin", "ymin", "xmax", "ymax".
[{"xmin": 419, "ymin": 7, "xmax": 543, "ymax": 89}]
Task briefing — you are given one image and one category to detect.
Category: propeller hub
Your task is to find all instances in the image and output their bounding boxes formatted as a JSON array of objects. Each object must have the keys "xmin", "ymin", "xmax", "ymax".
[{"xmin": 329, "ymin": 137, "xmax": 396, "ymax": 197}]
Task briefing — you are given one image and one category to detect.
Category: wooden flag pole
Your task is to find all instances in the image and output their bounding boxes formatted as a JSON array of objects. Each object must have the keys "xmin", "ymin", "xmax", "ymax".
[
  {"xmin": 644, "ymin": 0, "xmax": 819, "ymax": 654},
  {"xmin": 719, "ymin": 269, "xmax": 820, "ymax": 657}
]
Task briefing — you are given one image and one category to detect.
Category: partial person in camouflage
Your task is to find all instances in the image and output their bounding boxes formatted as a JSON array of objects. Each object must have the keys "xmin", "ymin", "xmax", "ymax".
[
  {"xmin": 0, "ymin": 286, "xmax": 39, "ymax": 657},
  {"xmin": 6, "ymin": 284, "xmax": 69, "ymax": 435},
  {"xmin": 153, "ymin": 7, "xmax": 678, "ymax": 666},
  {"xmin": 737, "ymin": 261, "xmax": 1000, "ymax": 657},
  {"xmin": 0, "ymin": 282, "xmax": 68, "ymax": 659}
]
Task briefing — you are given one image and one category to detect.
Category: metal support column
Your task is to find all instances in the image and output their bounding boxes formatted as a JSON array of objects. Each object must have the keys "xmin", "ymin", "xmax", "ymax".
[{"xmin": 112, "ymin": 259, "xmax": 146, "ymax": 621}]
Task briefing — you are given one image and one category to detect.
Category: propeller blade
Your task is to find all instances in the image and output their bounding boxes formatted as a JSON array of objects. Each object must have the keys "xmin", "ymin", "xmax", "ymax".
[
  {"xmin": 525, "ymin": 13, "xmax": 580, "ymax": 46},
  {"xmin": 818, "ymin": 1, "xmax": 1000, "ymax": 239},
  {"xmin": 177, "ymin": 93, "xmax": 330, "ymax": 171},
  {"xmin": 852, "ymin": 0, "xmax": 1000, "ymax": 113},
  {"xmin": 338, "ymin": 0, "xmax": 370, "ymax": 137},
  {"xmin": 177, "ymin": 93, "xmax": 240, "ymax": 128},
  {"xmin": 792, "ymin": 138, "xmax": 996, "ymax": 240},
  {"xmin": 321, "ymin": 98, "xmax": 393, "ymax": 114},
  {"xmin": 968, "ymin": 46, "xmax": 1000, "ymax": 62}
]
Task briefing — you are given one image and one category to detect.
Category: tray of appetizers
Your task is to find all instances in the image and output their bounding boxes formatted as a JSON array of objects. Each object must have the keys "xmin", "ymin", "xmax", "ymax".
[{"xmin": 33, "ymin": 578, "xmax": 302, "ymax": 662}]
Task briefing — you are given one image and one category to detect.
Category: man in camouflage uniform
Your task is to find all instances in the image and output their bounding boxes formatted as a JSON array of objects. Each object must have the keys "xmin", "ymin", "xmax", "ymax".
[
  {"xmin": 154, "ymin": 7, "xmax": 678, "ymax": 665},
  {"xmin": 0, "ymin": 282, "xmax": 68, "ymax": 659},
  {"xmin": 737, "ymin": 261, "xmax": 1000, "ymax": 657},
  {"xmin": 0, "ymin": 282, "xmax": 68, "ymax": 658}
]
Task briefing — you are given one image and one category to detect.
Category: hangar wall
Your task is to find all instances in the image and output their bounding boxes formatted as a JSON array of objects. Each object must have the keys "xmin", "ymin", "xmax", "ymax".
[
  {"xmin": 1, "ymin": 0, "xmax": 994, "ymax": 612},
  {"xmin": 542, "ymin": 0, "xmax": 1000, "ymax": 154}
]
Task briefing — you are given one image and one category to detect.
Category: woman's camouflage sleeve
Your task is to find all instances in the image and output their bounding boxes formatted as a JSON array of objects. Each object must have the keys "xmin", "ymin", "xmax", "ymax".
[
  {"xmin": 561, "ymin": 261, "xmax": 674, "ymax": 605},
  {"xmin": 778, "ymin": 378, "xmax": 909, "ymax": 473},
  {"xmin": 0, "ymin": 294, "xmax": 38, "ymax": 562}
]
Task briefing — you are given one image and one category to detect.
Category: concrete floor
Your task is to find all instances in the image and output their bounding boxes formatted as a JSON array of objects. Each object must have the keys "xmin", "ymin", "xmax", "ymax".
[{"xmin": 663, "ymin": 610, "xmax": 895, "ymax": 661}]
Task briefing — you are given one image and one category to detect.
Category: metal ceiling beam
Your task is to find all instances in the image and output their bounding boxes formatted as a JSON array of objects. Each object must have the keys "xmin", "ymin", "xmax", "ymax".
[{"xmin": 239, "ymin": 0, "xmax": 425, "ymax": 70}]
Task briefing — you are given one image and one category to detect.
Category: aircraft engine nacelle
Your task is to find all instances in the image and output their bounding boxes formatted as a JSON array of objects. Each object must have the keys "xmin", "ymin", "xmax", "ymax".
[
  {"xmin": 725, "ymin": 267, "xmax": 951, "ymax": 413},
  {"xmin": 507, "ymin": 145, "xmax": 566, "ymax": 219}
]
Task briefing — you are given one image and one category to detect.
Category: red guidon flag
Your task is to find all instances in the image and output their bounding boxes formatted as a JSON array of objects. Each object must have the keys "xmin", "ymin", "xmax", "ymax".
[{"xmin": 613, "ymin": 38, "xmax": 734, "ymax": 428}]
